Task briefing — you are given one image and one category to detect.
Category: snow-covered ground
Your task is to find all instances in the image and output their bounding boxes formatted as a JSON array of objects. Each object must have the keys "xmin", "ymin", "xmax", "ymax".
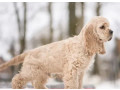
[
  {"xmin": 83, "ymin": 74, "xmax": 120, "ymax": 89},
  {"xmin": 0, "ymin": 78, "xmax": 120, "ymax": 89},
  {"xmin": 96, "ymin": 80, "xmax": 120, "ymax": 89},
  {"xmin": 0, "ymin": 78, "xmax": 64, "ymax": 89}
]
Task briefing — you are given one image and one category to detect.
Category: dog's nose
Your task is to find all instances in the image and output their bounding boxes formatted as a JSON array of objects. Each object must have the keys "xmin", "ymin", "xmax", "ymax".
[{"xmin": 109, "ymin": 30, "xmax": 113, "ymax": 34}]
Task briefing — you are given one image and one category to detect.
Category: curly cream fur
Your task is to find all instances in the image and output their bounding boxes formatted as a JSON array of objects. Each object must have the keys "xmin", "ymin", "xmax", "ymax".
[{"xmin": 0, "ymin": 16, "xmax": 112, "ymax": 89}]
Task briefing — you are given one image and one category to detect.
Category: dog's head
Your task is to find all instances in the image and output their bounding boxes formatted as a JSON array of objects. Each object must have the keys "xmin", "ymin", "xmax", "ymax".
[
  {"xmin": 94, "ymin": 16, "xmax": 113, "ymax": 42},
  {"xmin": 83, "ymin": 16, "xmax": 113, "ymax": 54}
]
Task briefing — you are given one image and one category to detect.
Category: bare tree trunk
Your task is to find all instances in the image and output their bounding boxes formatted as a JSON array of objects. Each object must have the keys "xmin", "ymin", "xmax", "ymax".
[
  {"xmin": 68, "ymin": 2, "xmax": 76, "ymax": 37},
  {"xmin": 92, "ymin": 2, "xmax": 101, "ymax": 75},
  {"xmin": 109, "ymin": 38, "xmax": 120, "ymax": 80},
  {"xmin": 96, "ymin": 2, "xmax": 101, "ymax": 16},
  {"xmin": 9, "ymin": 40, "xmax": 16, "ymax": 76},
  {"xmin": 18, "ymin": 2, "xmax": 27, "ymax": 70},
  {"xmin": 13, "ymin": 2, "xmax": 27, "ymax": 54},
  {"xmin": 13, "ymin": 2, "xmax": 27, "ymax": 74},
  {"xmin": 79, "ymin": 2, "xmax": 84, "ymax": 31},
  {"xmin": 48, "ymin": 2, "xmax": 53, "ymax": 43},
  {"xmin": 76, "ymin": 2, "xmax": 85, "ymax": 34},
  {"xmin": 115, "ymin": 38, "xmax": 120, "ymax": 79},
  {"xmin": 13, "ymin": 2, "xmax": 21, "ymax": 74},
  {"xmin": 13, "ymin": 2, "xmax": 21, "ymax": 34},
  {"xmin": 19, "ymin": 2, "xmax": 27, "ymax": 54}
]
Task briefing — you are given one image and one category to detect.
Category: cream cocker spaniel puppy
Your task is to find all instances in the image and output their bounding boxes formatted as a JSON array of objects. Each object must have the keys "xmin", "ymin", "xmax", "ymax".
[{"xmin": 0, "ymin": 16, "xmax": 113, "ymax": 89}]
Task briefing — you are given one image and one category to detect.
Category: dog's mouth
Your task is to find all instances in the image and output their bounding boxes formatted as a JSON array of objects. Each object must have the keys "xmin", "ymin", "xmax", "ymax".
[
  {"xmin": 99, "ymin": 36, "xmax": 112, "ymax": 42},
  {"xmin": 99, "ymin": 38, "xmax": 102, "ymax": 41},
  {"xmin": 108, "ymin": 36, "xmax": 112, "ymax": 41}
]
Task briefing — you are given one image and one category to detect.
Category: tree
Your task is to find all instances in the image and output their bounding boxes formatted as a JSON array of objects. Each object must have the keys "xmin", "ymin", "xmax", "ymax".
[
  {"xmin": 110, "ymin": 38, "xmax": 120, "ymax": 80},
  {"xmin": 48, "ymin": 2, "xmax": 53, "ymax": 43},
  {"xmin": 92, "ymin": 2, "xmax": 101, "ymax": 75},
  {"xmin": 20, "ymin": 2, "xmax": 27, "ymax": 54},
  {"xmin": 96, "ymin": 2, "xmax": 101, "ymax": 16},
  {"xmin": 13, "ymin": 2, "xmax": 27, "ymax": 74},
  {"xmin": 76, "ymin": 2, "xmax": 85, "ymax": 34},
  {"xmin": 68, "ymin": 2, "xmax": 76, "ymax": 37},
  {"xmin": 80, "ymin": 2, "xmax": 84, "ymax": 31},
  {"xmin": 13, "ymin": 2, "xmax": 27, "ymax": 54}
]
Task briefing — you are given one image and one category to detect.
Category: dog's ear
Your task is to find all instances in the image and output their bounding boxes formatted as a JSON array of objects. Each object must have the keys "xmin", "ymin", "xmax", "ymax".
[
  {"xmin": 98, "ymin": 43, "xmax": 106, "ymax": 54},
  {"xmin": 84, "ymin": 23, "xmax": 106, "ymax": 54},
  {"xmin": 84, "ymin": 24, "xmax": 97, "ymax": 53}
]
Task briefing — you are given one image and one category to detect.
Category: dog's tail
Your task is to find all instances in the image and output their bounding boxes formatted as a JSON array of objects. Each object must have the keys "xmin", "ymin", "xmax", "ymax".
[{"xmin": 0, "ymin": 52, "xmax": 27, "ymax": 72}]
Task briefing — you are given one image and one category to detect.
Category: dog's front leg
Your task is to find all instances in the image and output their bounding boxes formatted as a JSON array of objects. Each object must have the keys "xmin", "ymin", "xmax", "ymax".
[
  {"xmin": 63, "ymin": 67, "xmax": 78, "ymax": 89},
  {"xmin": 77, "ymin": 71, "xmax": 84, "ymax": 89}
]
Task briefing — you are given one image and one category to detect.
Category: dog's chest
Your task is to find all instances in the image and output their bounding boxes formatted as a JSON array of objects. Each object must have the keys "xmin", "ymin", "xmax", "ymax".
[
  {"xmin": 72, "ymin": 53, "xmax": 96, "ymax": 71},
  {"xmin": 86, "ymin": 54, "xmax": 96, "ymax": 69},
  {"xmin": 82, "ymin": 54, "xmax": 95, "ymax": 69}
]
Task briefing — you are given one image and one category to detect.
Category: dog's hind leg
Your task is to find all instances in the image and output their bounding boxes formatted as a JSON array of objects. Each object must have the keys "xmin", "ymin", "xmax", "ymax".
[{"xmin": 12, "ymin": 73, "xmax": 30, "ymax": 89}]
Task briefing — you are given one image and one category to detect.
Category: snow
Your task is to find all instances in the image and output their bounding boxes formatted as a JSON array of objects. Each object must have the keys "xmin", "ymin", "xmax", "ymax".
[
  {"xmin": 83, "ymin": 74, "xmax": 120, "ymax": 89},
  {"xmin": 0, "ymin": 78, "xmax": 120, "ymax": 89},
  {"xmin": 0, "ymin": 78, "xmax": 64, "ymax": 89},
  {"xmin": 96, "ymin": 80, "xmax": 120, "ymax": 89}
]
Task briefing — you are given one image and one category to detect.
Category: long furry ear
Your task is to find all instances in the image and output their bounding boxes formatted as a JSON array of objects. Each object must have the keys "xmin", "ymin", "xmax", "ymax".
[
  {"xmin": 84, "ymin": 24, "xmax": 106, "ymax": 54},
  {"xmin": 84, "ymin": 24, "xmax": 96, "ymax": 53},
  {"xmin": 98, "ymin": 43, "xmax": 106, "ymax": 54}
]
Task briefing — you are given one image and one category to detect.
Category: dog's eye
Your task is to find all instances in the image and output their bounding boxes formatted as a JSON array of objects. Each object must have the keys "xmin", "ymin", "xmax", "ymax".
[{"xmin": 100, "ymin": 25, "xmax": 105, "ymax": 29}]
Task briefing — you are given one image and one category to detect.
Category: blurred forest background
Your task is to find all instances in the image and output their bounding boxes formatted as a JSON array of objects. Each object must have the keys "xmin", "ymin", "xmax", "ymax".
[{"xmin": 0, "ymin": 2, "xmax": 120, "ymax": 89}]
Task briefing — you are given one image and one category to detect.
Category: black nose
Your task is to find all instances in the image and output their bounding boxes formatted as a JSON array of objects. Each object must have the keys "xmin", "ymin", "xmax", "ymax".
[{"xmin": 109, "ymin": 30, "xmax": 113, "ymax": 34}]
